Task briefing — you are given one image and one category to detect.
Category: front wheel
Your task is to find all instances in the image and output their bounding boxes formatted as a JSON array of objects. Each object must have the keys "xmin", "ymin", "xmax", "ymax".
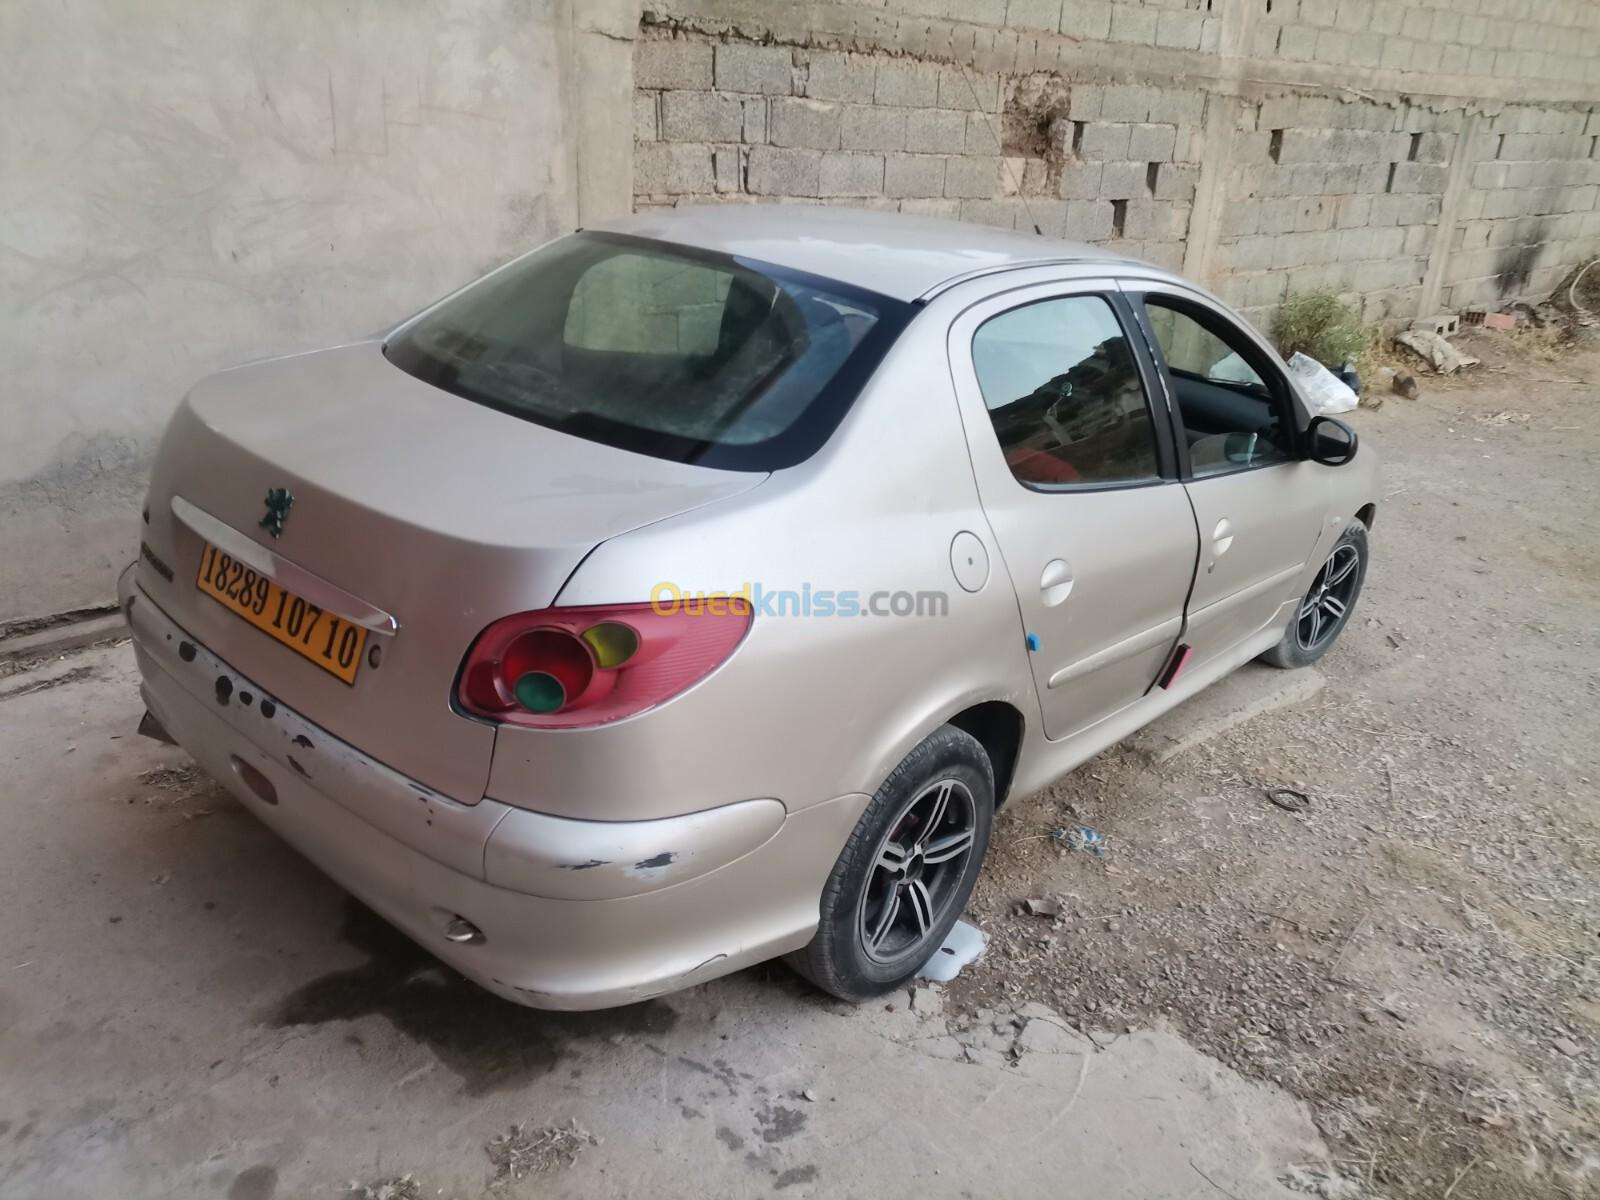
[
  {"xmin": 1260, "ymin": 521, "xmax": 1369, "ymax": 669},
  {"xmin": 787, "ymin": 725, "xmax": 994, "ymax": 1002}
]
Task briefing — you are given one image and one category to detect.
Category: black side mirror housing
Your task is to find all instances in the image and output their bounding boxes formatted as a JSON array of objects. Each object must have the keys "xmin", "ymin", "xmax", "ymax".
[{"xmin": 1306, "ymin": 415, "xmax": 1358, "ymax": 466}]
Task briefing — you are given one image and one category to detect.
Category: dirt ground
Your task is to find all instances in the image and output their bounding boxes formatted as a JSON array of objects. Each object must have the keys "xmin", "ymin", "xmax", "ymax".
[
  {"xmin": 1, "ymin": 327, "xmax": 1596, "ymax": 1199},
  {"xmin": 958, "ymin": 326, "xmax": 1600, "ymax": 1198}
]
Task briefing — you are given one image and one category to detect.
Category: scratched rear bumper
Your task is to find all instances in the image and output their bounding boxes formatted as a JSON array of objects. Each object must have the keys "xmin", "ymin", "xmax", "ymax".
[{"xmin": 118, "ymin": 562, "xmax": 867, "ymax": 1009}]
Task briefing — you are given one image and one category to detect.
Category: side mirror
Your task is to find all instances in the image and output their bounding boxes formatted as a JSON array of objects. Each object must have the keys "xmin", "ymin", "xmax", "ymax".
[{"xmin": 1307, "ymin": 415, "xmax": 1358, "ymax": 466}]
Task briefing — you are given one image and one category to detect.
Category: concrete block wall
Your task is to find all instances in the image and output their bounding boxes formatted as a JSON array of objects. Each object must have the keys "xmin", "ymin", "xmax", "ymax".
[
  {"xmin": 635, "ymin": 41, "xmax": 1203, "ymax": 271},
  {"xmin": 1443, "ymin": 106, "xmax": 1600, "ymax": 310},
  {"xmin": 1213, "ymin": 96, "xmax": 1456, "ymax": 322},
  {"xmin": 636, "ymin": 0, "xmax": 1600, "ymax": 327}
]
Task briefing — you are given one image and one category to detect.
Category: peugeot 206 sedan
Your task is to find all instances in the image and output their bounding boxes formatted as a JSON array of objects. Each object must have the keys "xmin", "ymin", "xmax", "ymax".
[{"xmin": 123, "ymin": 206, "xmax": 1378, "ymax": 1009}]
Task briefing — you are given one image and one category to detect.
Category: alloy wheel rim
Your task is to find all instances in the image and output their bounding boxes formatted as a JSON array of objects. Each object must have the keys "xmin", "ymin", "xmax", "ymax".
[
  {"xmin": 1296, "ymin": 543, "xmax": 1360, "ymax": 651},
  {"xmin": 857, "ymin": 778, "xmax": 977, "ymax": 965}
]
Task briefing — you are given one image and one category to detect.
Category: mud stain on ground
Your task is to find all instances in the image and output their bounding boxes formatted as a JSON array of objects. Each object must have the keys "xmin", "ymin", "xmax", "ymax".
[{"xmin": 266, "ymin": 898, "xmax": 678, "ymax": 1095}]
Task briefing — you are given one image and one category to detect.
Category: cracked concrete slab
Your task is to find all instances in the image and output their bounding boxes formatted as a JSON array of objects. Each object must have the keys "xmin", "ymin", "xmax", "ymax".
[{"xmin": 0, "ymin": 645, "xmax": 1333, "ymax": 1198}]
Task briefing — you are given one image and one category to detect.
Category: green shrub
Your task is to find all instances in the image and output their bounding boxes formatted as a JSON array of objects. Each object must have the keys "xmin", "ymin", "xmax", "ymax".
[{"xmin": 1272, "ymin": 290, "xmax": 1368, "ymax": 368}]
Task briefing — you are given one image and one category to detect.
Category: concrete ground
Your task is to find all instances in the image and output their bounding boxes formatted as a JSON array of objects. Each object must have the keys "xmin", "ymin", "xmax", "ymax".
[
  {"xmin": 0, "ymin": 647, "xmax": 1329, "ymax": 1200},
  {"xmin": 5, "ymin": 326, "xmax": 1597, "ymax": 1200}
]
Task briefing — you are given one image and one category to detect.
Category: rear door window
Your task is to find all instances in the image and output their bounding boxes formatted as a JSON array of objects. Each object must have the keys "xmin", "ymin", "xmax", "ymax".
[
  {"xmin": 386, "ymin": 233, "xmax": 910, "ymax": 470},
  {"xmin": 971, "ymin": 296, "xmax": 1161, "ymax": 488}
]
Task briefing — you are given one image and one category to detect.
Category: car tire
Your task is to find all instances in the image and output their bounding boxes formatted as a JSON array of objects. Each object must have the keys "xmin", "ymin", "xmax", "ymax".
[
  {"xmin": 1260, "ymin": 521, "xmax": 1369, "ymax": 669},
  {"xmin": 786, "ymin": 725, "xmax": 994, "ymax": 1002}
]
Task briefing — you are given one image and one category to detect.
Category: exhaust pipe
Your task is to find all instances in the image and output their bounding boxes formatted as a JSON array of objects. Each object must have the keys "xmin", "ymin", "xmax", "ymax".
[{"xmin": 137, "ymin": 709, "xmax": 177, "ymax": 746}]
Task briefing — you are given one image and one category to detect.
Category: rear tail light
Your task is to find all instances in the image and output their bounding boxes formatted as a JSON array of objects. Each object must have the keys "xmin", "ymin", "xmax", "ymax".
[{"xmin": 455, "ymin": 601, "xmax": 751, "ymax": 729}]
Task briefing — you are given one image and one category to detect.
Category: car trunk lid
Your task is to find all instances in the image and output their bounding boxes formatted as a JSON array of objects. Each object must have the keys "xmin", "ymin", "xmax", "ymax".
[{"xmin": 137, "ymin": 340, "xmax": 765, "ymax": 802}]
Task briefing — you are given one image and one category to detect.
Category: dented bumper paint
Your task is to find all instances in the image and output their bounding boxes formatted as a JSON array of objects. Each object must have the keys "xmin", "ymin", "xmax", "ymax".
[{"xmin": 119, "ymin": 562, "xmax": 868, "ymax": 1009}]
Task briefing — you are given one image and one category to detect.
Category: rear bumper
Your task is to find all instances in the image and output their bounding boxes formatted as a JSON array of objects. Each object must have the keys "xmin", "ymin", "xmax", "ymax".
[{"xmin": 119, "ymin": 564, "xmax": 865, "ymax": 1009}]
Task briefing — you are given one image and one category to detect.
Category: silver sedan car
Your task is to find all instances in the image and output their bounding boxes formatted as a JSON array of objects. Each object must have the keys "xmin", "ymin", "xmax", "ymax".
[{"xmin": 123, "ymin": 206, "xmax": 1379, "ymax": 1009}]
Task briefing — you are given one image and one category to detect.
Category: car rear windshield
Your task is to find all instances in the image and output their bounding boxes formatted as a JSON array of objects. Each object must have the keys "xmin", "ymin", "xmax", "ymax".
[{"xmin": 385, "ymin": 232, "xmax": 912, "ymax": 471}]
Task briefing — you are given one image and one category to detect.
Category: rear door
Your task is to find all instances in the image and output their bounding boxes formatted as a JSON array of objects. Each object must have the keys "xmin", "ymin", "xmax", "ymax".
[
  {"xmin": 947, "ymin": 281, "xmax": 1199, "ymax": 741},
  {"xmin": 1125, "ymin": 284, "xmax": 1326, "ymax": 670}
]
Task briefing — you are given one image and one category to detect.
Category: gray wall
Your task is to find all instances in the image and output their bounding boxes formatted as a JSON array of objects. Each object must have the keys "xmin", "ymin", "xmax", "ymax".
[
  {"xmin": 636, "ymin": 0, "xmax": 1600, "ymax": 325},
  {"xmin": 5, "ymin": 0, "xmax": 1600, "ymax": 624},
  {"xmin": 0, "ymin": 0, "xmax": 636, "ymax": 625}
]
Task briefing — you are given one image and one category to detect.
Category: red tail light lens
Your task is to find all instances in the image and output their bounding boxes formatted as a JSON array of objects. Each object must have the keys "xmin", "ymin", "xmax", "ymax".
[{"xmin": 455, "ymin": 601, "xmax": 751, "ymax": 729}]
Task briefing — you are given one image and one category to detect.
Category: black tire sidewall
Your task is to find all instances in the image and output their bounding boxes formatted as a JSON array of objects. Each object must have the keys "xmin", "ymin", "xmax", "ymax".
[
  {"xmin": 801, "ymin": 726, "xmax": 994, "ymax": 1001},
  {"xmin": 1265, "ymin": 521, "xmax": 1369, "ymax": 668}
]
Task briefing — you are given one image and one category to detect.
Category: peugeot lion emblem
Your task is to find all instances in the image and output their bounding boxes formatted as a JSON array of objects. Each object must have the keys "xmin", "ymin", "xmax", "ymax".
[{"xmin": 259, "ymin": 487, "xmax": 294, "ymax": 539}]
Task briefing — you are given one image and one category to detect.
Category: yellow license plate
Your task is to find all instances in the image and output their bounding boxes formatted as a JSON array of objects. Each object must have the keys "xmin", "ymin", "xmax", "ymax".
[{"xmin": 196, "ymin": 542, "xmax": 368, "ymax": 685}]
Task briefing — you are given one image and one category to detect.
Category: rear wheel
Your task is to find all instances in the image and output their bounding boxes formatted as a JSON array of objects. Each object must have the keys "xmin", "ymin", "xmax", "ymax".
[
  {"xmin": 787, "ymin": 726, "xmax": 993, "ymax": 1002},
  {"xmin": 1260, "ymin": 522, "xmax": 1368, "ymax": 669}
]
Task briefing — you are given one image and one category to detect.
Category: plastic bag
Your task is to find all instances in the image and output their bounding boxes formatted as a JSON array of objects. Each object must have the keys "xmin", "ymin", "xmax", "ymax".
[{"xmin": 1286, "ymin": 352, "xmax": 1358, "ymax": 415}]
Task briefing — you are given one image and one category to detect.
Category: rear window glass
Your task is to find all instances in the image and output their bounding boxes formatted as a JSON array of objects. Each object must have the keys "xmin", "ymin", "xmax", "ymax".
[{"xmin": 385, "ymin": 232, "xmax": 910, "ymax": 470}]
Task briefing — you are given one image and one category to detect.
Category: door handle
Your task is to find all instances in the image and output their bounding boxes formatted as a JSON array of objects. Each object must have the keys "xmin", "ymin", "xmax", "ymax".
[
  {"xmin": 1211, "ymin": 518, "xmax": 1235, "ymax": 556},
  {"xmin": 1040, "ymin": 558, "xmax": 1074, "ymax": 607}
]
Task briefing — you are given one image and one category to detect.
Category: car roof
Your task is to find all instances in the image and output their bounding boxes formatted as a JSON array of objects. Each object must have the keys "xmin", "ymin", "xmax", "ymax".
[{"xmin": 596, "ymin": 204, "xmax": 1156, "ymax": 303}]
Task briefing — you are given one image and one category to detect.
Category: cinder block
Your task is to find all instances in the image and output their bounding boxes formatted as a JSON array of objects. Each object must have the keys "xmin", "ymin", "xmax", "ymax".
[
  {"xmin": 937, "ymin": 67, "xmax": 1001, "ymax": 113},
  {"xmin": 1244, "ymin": 271, "xmax": 1288, "ymax": 308},
  {"xmin": 1379, "ymin": 37, "xmax": 1414, "ymax": 71},
  {"xmin": 1148, "ymin": 91, "xmax": 1206, "ymax": 128},
  {"xmin": 1057, "ymin": 161, "xmax": 1102, "ymax": 199},
  {"xmin": 1155, "ymin": 9, "xmax": 1204, "ymax": 50},
  {"xmin": 1128, "ymin": 122, "xmax": 1178, "ymax": 162},
  {"xmin": 800, "ymin": 51, "xmax": 877, "ymax": 104},
  {"xmin": 635, "ymin": 142, "xmax": 715, "ymax": 195},
  {"xmin": 1323, "ymin": 163, "xmax": 1363, "ymax": 195},
  {"xmin": 1402, "ymin": 224, "xmax": 1433, "ymax": 255},
  {"xmin": 1277, "ymin": 24, "xmax": 1318, "ymax": 59},
  {"xmin": 661, "ymin": 92, "xmax": 745, "ymax": 143},
  {"xmin": 1315, "ymin": 29, "xmax": 1353, "ymax": 64},
  {"xmin": 1079, "ymin": 121, "xmax": 1132, "ymax": 160},
  {"xmin": 1257, "ymin": 196, "xmax": 1301, "ymax": 235},
  {"xmin": 1153, "ymin": 163, "xmax": 1198, "ymax": 202},
  {"xmin": 1228, "ymin": 234, "xmax": 1280, "ymax": 272},
  {"xmin": 746, "ymin": 146, "xmax": 822, "ymax": 196},
  {"xmin": 634, "ymin": 94, "xmax": 658, "ymax": 143},
  {"xmin": 770, "ymin": 98, "xmax": 842, "ymax": 150},
  {"xmin": 1099, "ymin": 160, "xmax": 1146, "ymax": 199},
  {"xmin": 1334, "ymin": 0, "xmax": 1373, "ymax": 32},
  {"xmin": 1060, "ymin": 0, "xmax": 1112, "ymax": 41},
  {"xmin": 964, "ymin": 112, "xmax": 1004, "ymax": 155},
  {"xmin": 1006, "ymin": 0, "xmax": 1062, "ymax": 34},
  {"xmin": 945, "ymin": 155, "xmax": 1002, "ymax": 198},
  {"xmin": 842, "ymin": 105, "xmax": 908, "ymax": 152},
  {"xmin": 1413, "ymin": 131, "xmax": 1454, "ymax": 163},
  {"xmin": 875, "ymin": 60, "xmax": 940, "ymax": 108},
  {"xmin": 1348, "ymin": 31, "xmax": 1384, "ymax": 68},
  {"xmin": 884, "ymin": 153, "xmax": 947, "ymax": 198},
  {"xmin": 1438, "ymin": 43, "xmax": 1470, "ymax": 75},
  {"xmin": 636, "ymin": 39, "xmax": 713, "ymax": 91},
  {"xmin": 1108, "ymin": 4, "xmax": 1158, "ymax": 45},
  {"xmin": 905, "ymin": 108, "xmax": 967, "ymax": 153},
  {"xmin": 1141, "ymin": 240, "xmax": 1185, "ymax": 271},
  {"xmin": 1122, "ymin": 199, "xmax": 1177, "ymax": 241},
  {"xmin": 742, "ymin": 98, "xmax": 767, "ymax": 144},
  {"xmin": 899, "ymin": 197, "xmax": 962, "ymax": 219},
  {"xmin": 1220, "ymin": 202, "xmax": 1261, "ymax": 238},
  {"xmin": 1064, "ymin": 199, "xmax": 1115, "ymax": 241},
  {"xmin": 1068, "ymin": 84, "xmax": 1103, "ymax": 122},
  {"xmin": 819, "ymin": 152, "xmax": 886, "ymax": 197},
  {"xmin": 1389, "ymin": 162, "xmax": 1450, "ymax": 194},
  {"xmin": 715, "ymin": 44, "xmax": 794, "ymax": 96},
  {"xmin": 714, "ymin": 147, "xmax": 742, "ymax": 194},
  {"xmin": 1335, "ymin": 193, "xmax": 1373, "ymax": 228},
  {"xmin": 959, "ymin": 197, "xmax": 1021, "ymax": 230},
  {"xmin": 1100, "ymin": 84, "xmax": 1152, "ymax": 123}
]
